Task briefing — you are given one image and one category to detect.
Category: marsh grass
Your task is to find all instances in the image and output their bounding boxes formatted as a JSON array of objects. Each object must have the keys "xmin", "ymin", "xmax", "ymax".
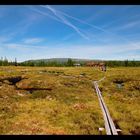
[
  {"xmin": 0, "ymin": 66, "xmax": 139, "ymax": 134},
  {"xmin": 0, "ymin": 66, "xmax": 104, "ymax": 134},
  {"xmin": 99, "ymin": 67, "xmax": 140, "ymax": 135}
]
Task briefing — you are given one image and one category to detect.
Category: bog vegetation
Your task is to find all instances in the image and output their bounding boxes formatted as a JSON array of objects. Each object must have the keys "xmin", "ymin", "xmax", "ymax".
[
  {"xmin": 98, "ymin": 67, "xmax": 140, "ymax": 135},
  {"xmin": 0, "ymin": 66, "xmax": 105, "ymax": 134},
  {"xmin": 0, "ymin": 60, "xmax": 140, "ymax": 134}
]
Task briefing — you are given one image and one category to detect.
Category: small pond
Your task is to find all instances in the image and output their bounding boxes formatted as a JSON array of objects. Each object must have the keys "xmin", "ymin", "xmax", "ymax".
[
  {"xmin": 116, "ymin": 83, "xmax": 123, "ymax": 89},
  {"xmin": 113, "ymin": 80, "xmax": 124, "ymax": 89}
]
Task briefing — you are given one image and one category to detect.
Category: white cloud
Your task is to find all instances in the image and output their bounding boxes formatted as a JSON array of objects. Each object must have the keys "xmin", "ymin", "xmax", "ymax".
[
  {"xmin": 23, "ymin": 38, "xmax": 44, "ymax": 44},
  {"xmin": 3, "ymin": 41, "xmax": 140, "ymax": 53},
  {"xmin": 1, "ymin": 41, "xmax": 140, "ymax": 62}
]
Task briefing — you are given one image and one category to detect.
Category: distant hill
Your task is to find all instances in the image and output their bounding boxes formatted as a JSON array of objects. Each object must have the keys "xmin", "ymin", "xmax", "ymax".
[
  {"xmin": 19, "ymin": 58, "xmax": 140, "ymax": 67},
  {"xmin": 23, "ymin": 58, "xmax": 101, "ymax": 63}
]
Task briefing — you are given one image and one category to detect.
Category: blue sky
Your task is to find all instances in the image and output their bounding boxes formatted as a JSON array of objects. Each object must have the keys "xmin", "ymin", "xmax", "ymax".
[{"xmin": 0, "ymin": 5, "xmax": 140, "ymax": 62}]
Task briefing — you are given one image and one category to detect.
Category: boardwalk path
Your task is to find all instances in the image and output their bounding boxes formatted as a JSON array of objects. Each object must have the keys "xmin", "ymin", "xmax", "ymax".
[{"xmin": 93, "ymin": 77, "xmax": 118, "ymax": 135}]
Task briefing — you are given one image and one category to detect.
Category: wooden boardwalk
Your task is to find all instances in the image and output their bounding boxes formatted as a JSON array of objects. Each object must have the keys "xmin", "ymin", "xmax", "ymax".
[{"xmin": 93, "ymin": 80, "xmax": 118, "ymax": 135}]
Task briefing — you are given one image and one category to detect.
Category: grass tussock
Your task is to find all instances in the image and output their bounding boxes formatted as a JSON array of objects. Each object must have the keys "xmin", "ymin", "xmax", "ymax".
[
  {"xmin": 0, "ymin": 66, "xmax": 104, "ymax": 134},
  {"xmin": 0, "ymin": 66, "xmax": 139, "ymax": 134},
  {"xmin": 99, "ymin": 67, "xmax": 140, "ymax": 135}
]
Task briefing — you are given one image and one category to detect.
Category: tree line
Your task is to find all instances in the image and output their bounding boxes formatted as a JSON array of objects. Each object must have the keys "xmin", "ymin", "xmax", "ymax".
[
  {"xmin": 19, "ymin": 59, "xmax": 79, "ymax": 67},
  {"xmin": 105, "ymin": 60, "xmax": 140, "ymax": 67},
  {"xmin": 0, "ymin": 57, "xmax": 17, "ymax": 66},
  {"xmin": 16, "ymin": 59, "xmax": 140, "ymax": 67},
  {"xmin": 0, "ymin": 57, "xmax": 140, "ymax": 67}
]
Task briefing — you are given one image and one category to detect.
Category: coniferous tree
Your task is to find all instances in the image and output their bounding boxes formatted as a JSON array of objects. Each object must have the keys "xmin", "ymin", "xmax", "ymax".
[
  {"xmin": 67, "ymin": 58, "xmax": 74, "ymax": 66},
  {"xmin": 3, "ymin": 57, "xmax": 8, "ymax": 66},
  {"xmin": 15, "ymin": 58, "xmax": 17, "ymax": 66}
]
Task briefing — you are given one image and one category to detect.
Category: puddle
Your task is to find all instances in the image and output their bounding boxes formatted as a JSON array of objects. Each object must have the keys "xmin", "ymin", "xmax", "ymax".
[
  {"xmin": 16, "ymin": 87, "xmax": 52, "ymax": 94},
  {"xmin": 116, "ymin": 83, "xmax": 123, "ymax": 89},
  {"xmin": 0, "ymin": 76, "xmax": 23, "ymax": 85},
  {"xmin": 8, "ymin": 76, "xmax": 22, "ymax": 85},
  {"xmin": 113, "ymin": 79, "xmax": 124, "ymax": 89}
]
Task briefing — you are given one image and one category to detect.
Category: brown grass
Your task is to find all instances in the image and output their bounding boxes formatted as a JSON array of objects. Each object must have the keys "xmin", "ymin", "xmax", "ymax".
[{"xmin": 0, "ymin": 66, "xmax": 104, "ymax": 134}]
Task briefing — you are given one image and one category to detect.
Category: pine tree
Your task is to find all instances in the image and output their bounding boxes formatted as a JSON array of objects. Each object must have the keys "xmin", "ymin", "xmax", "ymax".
[
  {"xmin": 67, "ymin": 58, "xmax": 74, "ymax": 66},
  {"xmin": 15, "ymin": 58, "xmax": 17, "ymax": 66}
]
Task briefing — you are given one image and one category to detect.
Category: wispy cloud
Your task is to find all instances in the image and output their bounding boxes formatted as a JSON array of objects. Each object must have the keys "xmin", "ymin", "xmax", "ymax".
[
  {"xmin": 4, "ymin": 43, "xmax": 49, "ymax": 50},
  {"xmin": 0, "ymin": 36, "xmax": 11, "ymax": 43},
  {"xmin": 2, "ymin": 41, "xmax": 140, "ymax": 62},
  {"xmin": 38, "ymin": 5, "xmax": 90, "ymax": 40},
  {"xmin": 40, "ymin": 5, "xmax": 140, "ymax": 49},
  {"xmin": 23, "ymin": 38, "xmax": 44, "ymax": 44},
  {"xmin": 57, "ymin": 7, "xmax": 139, "ymax": 48},
  {"xmin": 42, "ymin": 5, "xmax": 112, "ymax": 35},
  {"xmin": 112, "ymin": 20, "xmax": 140, "ymax": 31},
  {"xmin": 0, "ymin": 7, "xmax": 43, "ymax": 43},
  {"xmin": 102, "ymin": 14, "xmax": 140, "ymax": 29},
  {"xmin": 0, "ymin": 6, "xmax": 140, "ymax": 61},
  {"xmin": 29, "ymin": 6, "xmax": 63, "ymax": 23},
  {"xmin": 84, "ymin": 5, "xmax": 130, "ymax": 24}
]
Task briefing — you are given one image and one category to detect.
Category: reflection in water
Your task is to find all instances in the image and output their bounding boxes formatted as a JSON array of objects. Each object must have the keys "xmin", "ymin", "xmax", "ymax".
[{"xmin": 116, "ymin": 83, "xmax": 123, "ymax": 89}]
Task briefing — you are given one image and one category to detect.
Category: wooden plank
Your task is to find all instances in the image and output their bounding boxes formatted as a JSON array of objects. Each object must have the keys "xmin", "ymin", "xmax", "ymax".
[{"xmin": 93, "ymin": 81, "xmax": 118, "ymax": 135}]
